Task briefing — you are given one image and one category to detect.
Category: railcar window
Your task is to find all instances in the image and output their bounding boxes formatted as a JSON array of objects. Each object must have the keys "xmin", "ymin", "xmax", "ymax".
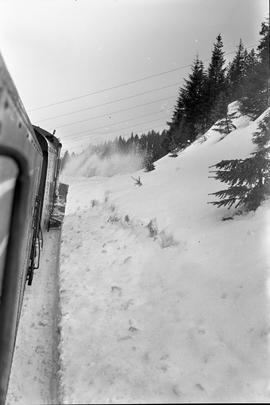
[{"xmin": 0, "ymin": 156, "xmax": 18, "ymax": 294}]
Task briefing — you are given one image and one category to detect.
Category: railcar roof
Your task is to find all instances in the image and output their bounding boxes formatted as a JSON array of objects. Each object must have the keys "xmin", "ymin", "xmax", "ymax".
[{"xmin": 33, "ymin": 125, "xmax": 62, "ymax": 149}]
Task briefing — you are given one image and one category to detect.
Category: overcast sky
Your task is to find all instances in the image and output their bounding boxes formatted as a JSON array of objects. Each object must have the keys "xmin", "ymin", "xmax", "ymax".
[{"xmin": 0, "ymin": 0, "xmax": 268, "ymax": 152}]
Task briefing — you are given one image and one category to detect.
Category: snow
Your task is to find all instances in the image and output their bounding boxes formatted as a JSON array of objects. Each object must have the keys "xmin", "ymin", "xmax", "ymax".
[
  {"xmin": 6, "ymin": 103, "xmax": 270, "ymax": 404},
  {"xmin": 63, "ymin": 149, "xmax": 144, "ymax": 178},
  {"xmin": 6, "ymin": 231, "xmax": 61, "ymax": 405},
  {"xmin": 58, "ymin": 104, "xmax": 270, "ymax": 403}
]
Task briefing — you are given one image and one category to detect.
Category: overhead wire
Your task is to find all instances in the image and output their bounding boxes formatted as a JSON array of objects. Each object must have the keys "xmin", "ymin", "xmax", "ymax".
[
  {"xmin": 35, "ymin": 43, "xmax": 257, "ymax": 148},
  {"xmin": 37, "ymin": 82, "xmax": 180, "ymax": 123},
  {"xmin": 64, "ymin": 117, "xmax": 169, "ymax": 145},
  {"xmin": 29, "ymin": 65, "xmax": 190, "ymax": 112},
  {"xmin": 62, "ymin": 108, "xmax": 173, "ymax": 140},
  {"xmin": 30, "ymin": 44, "xmax": 256, "ymax": 113},
  {"xmin": 50, "ymin": 94, "xmax": 176, "ymax": 130}
]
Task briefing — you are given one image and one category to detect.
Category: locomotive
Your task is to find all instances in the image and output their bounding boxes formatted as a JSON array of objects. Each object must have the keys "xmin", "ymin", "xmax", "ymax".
[{"xmin": 0, "ymin": 54, "xmax": 66, "ymax": 404}]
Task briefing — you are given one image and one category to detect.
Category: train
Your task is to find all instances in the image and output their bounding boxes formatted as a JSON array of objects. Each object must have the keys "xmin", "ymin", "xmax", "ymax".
[{"xmin": 0, "ymin": 54, "xmax": 67, "ymax": 404}]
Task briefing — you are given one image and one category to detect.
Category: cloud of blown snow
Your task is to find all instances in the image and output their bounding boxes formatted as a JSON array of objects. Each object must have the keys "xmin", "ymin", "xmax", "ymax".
[{"xmin": 62, "ymin": 149, "xmax": 145, "ymax": 178}]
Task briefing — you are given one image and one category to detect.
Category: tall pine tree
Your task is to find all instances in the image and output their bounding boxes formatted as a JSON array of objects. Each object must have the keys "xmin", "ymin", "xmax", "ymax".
[
  {"xmin": 209, "ymin": 113, "xmax": 270, "ymax": 211},
  {"xmin": 206, "ymin": 34, "xmax": 227, "ymax": 121},
  {"xmin": 227, "ymin": 39, "xmax": 246, "ymax": 100},
  {"xmin": 180, "ymin": 56, "xmax": 208, "ymax": 140},
  {"xmin": 240, "ymin": 20, "xmax": 269, "ymax": 117},
  {"xmin": 165, "ymin": 56, "xmax": 207, "ymax": 149}
]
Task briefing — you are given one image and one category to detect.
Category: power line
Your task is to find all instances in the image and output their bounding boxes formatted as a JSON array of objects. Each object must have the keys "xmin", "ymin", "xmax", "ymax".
[
  {"xmin": 62, "ymin": 109, "xmax": 172, "ymax": 140},
  {"xmin": 29, "ymin": 44, "xmax": 256, "ymax": 112},
  {"xmin": 63, "ymin": 117, "xmax": 168, "ymax": 145},
  {"xmin": 29, "ymin": 65, "xmax": 190, "ymax": 112},
  {"xmin": 36, "ymin": 82, "xmax": 180, "ymax": 123},
  {"xmin": 59, "ymin": 43, "xmax": 258, "ymax": 141},
  {"xmin": 51, "ymin": 95, "xmax": 176, "ymax": 130}
]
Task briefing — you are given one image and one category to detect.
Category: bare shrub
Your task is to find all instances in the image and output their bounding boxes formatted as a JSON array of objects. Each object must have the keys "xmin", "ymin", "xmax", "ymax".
[
  {"xmin": 107, "ymin": 214, "xmax": 121, "ymax": 223},
  {"xmin": 91, "ymin": 199, "xmax": 99, "ymax": 207},
  {"xmin": 159, "ymin": 230, "xmax": 178, "ymax": 248},
  {"xmin": 131, "ymin": 176, "xmax": 142, "ymax": 186},
  {"xmin": 124, "ymin": 215, "xmax": 130, "ymax": 223},
  {"xmin": 146, "ymin": 219, "xmax": 158, "ymax": 238}
]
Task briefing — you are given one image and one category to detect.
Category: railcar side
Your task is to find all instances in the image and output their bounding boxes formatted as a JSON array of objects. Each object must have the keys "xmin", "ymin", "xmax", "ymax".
[
  {"xmin": 0, "ymin": 54, "xmax": 43, "ymax": 405},
  {"xmin": 0, "ymin": 52, "xmax": 65, "ymax": 405}
]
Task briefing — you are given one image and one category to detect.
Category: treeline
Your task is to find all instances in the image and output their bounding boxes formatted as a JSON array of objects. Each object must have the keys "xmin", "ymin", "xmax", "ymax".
[
  {"xmin": 60, "ymin": 129, "xmax": 168, "ymax": 172},
  {"xmin": 163, "ymin": 19, "xmax": 269, "ymax": 153},
  {"xmin": 87, "ymin": 130, "xmax": 167, "ymax": 161}
]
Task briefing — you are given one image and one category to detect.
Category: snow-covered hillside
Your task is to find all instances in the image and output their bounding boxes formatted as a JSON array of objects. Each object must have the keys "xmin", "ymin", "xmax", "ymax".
[{"xmin": 59, "ymin": 103, "xmax": 270, "ymax": 403}]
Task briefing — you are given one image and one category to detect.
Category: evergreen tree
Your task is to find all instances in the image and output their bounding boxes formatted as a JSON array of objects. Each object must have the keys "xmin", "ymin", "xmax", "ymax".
[
  {"xmin": 212, "ymin": 114, "xmax": 236, "ymax": 137},
  {"xmin": 243, "ymin": 48, "xmax": 258, "ymax": 82},
  {"xmin": 163, "ymin": 34, "xmax": 227, "ymax": 151},
  {"xmin": 210, "ymin": 92, "xmax": 236, "ymax": 137},
  {"xmin": 181, "ymin": 56, "xmax": 208, "ymax": 139},
  {"xmin": 165, "ymin": 95, "xmax": 185, "ymax": 151},
  {"xmin": 210, "ymin": 91, "xmax": 228, "ymax": 123},
  {"xmin": 165, "ymin": 56, "xmax": 207, "ymax": 149},
  {"xmin": 227, "ymin": 39, "xmax": 246, "ymax": 100},
  {"xmin": 168, "ymin": 136, "xmax": 178, "ymax": 157},
  {"xmin": 161, "ymin": 21, "xmax": 268, "ymax": 156},
  {"xmin": 144, "ymin": 149, "xmax": 155, "ymax": 172},
  {"xmin": 257, "ymin": 20, "xmax": 270, "ymax": 68},
  {"xmin": 209, "ymin": 114, "xmax": 270, "ymax": 211},
  {"xmin": 240, "ymin": 20, "xmax": 269, "ymax": 117},
  {"xmin": 253, "ymin": 114, "xmax": 270, "ymax": 147},
  {"xmin": 206, "ymin": 34, "xmax": 226, "ymax": 118}
]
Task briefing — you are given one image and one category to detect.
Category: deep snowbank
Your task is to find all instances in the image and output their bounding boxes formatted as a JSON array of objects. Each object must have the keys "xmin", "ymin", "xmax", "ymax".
[{"xmin": 59, "ymin": 104, "xmax": 270, "ymax": 403}]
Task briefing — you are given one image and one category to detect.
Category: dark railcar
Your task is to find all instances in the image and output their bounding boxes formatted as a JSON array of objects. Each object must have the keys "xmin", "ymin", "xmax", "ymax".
[
  {"xmin": 33, "ymin": 126, "xmax": 62, "ymax": 231},
  {"xmin": 0, "ymin": 54, "xmax": 43, "ymax": 404},
  {"xmin": 0, "ymin": 52, "xmax": 67, "ymax": 405}
]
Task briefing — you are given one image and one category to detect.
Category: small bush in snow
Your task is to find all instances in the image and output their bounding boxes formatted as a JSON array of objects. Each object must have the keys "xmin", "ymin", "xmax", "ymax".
[
  {"xmin": 159, "ymin": 231, "xmax": 178, "ymax": 249},
  {"xmin": 124, "ymin": 215, "xmax": 130, "ymax": 223},
  {"xmin": 107, "ymin": 214, "xmax": 121, "ymax": 223},
  {"xmin": 131, "ymin": 176, "xmax": 142, "ymax": 186},
  {"xmin": 146, "ymin": 219, "xmax": 158, "ymax": 238},
  {"xmin": 91, "ymin": 199, "xmax": 98, "ymax": 207},
  {"xmin": 104, "ymin": 192, "xmax": 110, "ymax": 203},
  {"xmin": 143, "ymin": 150, "xmax": 155, "ymax": 171},
  {"xmin": 168, "ymin": 138, "xmax": 179, "ymax": 157},
  {"xmin": 212, "ymin": 112, "xmax": 236, "ymax": 139},
  {"xmin": 198, "ymin": 135, "xmax": 207, "ymax": 144}
]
